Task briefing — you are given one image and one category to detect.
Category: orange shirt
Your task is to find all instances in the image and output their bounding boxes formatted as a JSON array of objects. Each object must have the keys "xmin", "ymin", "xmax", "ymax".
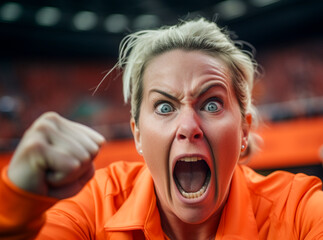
[{"xmin": 0, "ymin": 161, "xmax": 323, "ymax": 239}]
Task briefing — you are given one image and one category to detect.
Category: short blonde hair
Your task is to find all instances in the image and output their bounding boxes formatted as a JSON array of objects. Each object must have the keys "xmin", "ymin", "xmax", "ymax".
[{"xmin": 115, "ymin": 17, "xmax": 260, "ymax": 156}]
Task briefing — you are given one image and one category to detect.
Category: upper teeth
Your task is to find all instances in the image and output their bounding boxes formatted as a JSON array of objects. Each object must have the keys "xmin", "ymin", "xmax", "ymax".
[{"xmin": 179, "ymin": 157, "xmax": 202, "ymax": 162}]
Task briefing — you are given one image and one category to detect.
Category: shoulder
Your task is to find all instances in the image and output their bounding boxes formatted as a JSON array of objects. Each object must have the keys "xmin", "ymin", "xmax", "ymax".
[
  {"xmin": 239, "ymin": 165, "xmax": 323, "ymax": 237},
  {"xmin": 240, "ymin": 165, "xmax": 322, "ymax": 202}
]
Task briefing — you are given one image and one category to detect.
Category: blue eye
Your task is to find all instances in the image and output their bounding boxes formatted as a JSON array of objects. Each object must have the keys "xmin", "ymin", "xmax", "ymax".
[
  {"xmin": 156, "ymin": 102, "xmax": 174, "ymax": 114},
  {"xmin": 203, "ymin": 100, "xmax": 222, "ymax": 113}
]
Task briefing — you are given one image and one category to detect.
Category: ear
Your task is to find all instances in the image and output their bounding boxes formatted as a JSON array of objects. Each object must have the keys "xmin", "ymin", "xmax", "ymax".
[
  {"xmin": 130, "ymin": 118, "xmax": 142, "ymax": 155},
  {"xmin": 241, "ymin": 113, "xmax": 252, "ymax": 152}
]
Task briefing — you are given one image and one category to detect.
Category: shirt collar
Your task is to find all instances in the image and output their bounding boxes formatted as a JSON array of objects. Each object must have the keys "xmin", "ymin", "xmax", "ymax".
[
  {"xmin": 104, "ymin": 167, "xmax": 165, "ymax": 239},
  {"xmin": 104, "ymin": 164, "xmax": 259, "ymax": 239}
]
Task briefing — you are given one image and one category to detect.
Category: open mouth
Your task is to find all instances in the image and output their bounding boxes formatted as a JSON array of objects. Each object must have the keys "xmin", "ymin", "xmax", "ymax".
[{"xmin": 173, "ymin": 157, "xmax": 211, "ymax": 199}]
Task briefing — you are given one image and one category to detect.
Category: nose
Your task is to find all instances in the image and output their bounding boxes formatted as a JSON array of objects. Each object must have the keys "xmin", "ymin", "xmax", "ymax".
[{"xmin": 176, "ymin": 109, "xmax": 203, "ymax": 142}]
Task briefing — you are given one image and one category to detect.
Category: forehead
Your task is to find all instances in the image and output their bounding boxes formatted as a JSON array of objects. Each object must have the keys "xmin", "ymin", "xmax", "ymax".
[
  {"xmin": 146, "ymin": 49, "xmax": 228, "ymax": 74},
  {"xmin": 142, "ymin": 49, "xmax": 232, "ymax": 95}
]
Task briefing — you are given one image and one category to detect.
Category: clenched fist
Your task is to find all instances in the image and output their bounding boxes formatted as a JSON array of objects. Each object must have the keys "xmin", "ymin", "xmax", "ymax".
[{"xmin": 7, "ymin": 112, "xmax": 105, "ymax": 199}]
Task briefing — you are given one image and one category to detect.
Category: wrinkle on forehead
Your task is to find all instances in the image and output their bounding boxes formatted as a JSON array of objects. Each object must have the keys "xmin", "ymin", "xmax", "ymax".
[{"xmin": 143, "ymin": 50, "xmax": 237, "ymax": 106}]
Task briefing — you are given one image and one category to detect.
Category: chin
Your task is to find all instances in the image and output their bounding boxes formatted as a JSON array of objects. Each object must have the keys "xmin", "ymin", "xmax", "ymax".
[{"xmin": 174, "ymin": 206, "xmax": 214, "ymax": 224}]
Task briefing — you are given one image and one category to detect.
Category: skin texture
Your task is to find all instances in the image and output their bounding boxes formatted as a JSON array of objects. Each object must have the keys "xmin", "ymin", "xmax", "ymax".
[
  {"xmin": 8, "ymin": 112, "xmax": 105, "ymax": 199},
  {"xmin": 131, "ymin": 49, "xmax": 250, "ymax": 240}
]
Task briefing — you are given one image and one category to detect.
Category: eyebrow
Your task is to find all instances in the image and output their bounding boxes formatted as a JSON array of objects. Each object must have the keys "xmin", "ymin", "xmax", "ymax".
[
  {"xmin": 196, "ymin": 83, "xmax": 228, "ymax": 98},
  {"xmin": 149, "ymin": 83, "xmax": 228, "ymax": 101},
  {"xmin": 149, "ymin": 89, "xmax": 179, "ymax": 102}
]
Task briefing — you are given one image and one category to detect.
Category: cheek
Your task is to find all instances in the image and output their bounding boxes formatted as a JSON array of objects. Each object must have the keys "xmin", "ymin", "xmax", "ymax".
[
  {"xmin": 211, "ymin": 129, "xmax": 240, "ymax": 167},
  {"xmin": 139, "ymin": 115, "xmax": 171, "ymax": 184},
  {"xmin": 139, "ymin": 124, "xmax": 173, "ymax": 204},
  {"xmin": 206, "ymin": 117, "xmax": 242, "ymax": 188},
  {"xmin": 217, "ymin": 124, "xmax": 241, "ymax": 154}
]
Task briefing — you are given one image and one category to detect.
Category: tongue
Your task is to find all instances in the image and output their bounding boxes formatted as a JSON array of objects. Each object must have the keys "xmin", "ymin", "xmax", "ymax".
[{"xmin": 174, "ymin": 160, "xmax": 208, "ymax": 193}]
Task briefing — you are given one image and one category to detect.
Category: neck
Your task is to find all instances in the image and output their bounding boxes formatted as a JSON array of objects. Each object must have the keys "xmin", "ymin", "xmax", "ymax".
[{"xmin": 157, "ymin": 199, "xmax": 222, "ymax": 240}]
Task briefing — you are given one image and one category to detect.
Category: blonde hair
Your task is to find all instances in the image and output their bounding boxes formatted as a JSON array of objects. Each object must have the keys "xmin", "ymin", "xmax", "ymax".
[{"xmin": 112, "ymin": 17, "xmax": 260, "ymax": 156}]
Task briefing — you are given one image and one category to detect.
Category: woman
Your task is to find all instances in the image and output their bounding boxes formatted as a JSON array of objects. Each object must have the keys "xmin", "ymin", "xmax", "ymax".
[{"xmin": 1, "ymin": 18, "xmax": 322, "ymax": 239}]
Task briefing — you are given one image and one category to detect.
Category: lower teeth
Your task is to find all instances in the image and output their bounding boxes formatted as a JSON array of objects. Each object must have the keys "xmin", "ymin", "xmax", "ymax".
[
  {"xmin": 176, "ymin": 174, "xmax": 210, "ymax": 199},
  {"xmin": 180, "ymin": 184, "xmax": 207, "ymax": 199}
]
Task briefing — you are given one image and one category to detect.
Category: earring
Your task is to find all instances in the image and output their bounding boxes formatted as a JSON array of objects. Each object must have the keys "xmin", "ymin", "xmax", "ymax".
[
  {"xmin": 139, "ymin": 149, "xmax": 143, "ymax": 155},
  {"xmin": 241, "ymin": 145, "xmax": 245, "ymax": 151}
]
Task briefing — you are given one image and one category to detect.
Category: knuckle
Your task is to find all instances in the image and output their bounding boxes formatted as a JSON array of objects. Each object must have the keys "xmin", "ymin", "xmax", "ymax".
[
  {"xmin": 24, "ymin": 139, "xmax": 46, "ymax": 152},
  {"xmin": 76, "ymin": 149, "xmax": 91, "ymax": 163},
  {"xmin": 39, "ymin": 112, "xmax": 62, "ymax": 126},
  {"xmin": 33, "ymin": 119, "xmax": 55, "ymax": 133},
  {"xmin": 42, "ymin": 111, "xmax": 60, "ymax": 121},
  {"xmin": 91, "ymin": 144, "xmax": 99, "ymax": 154}
]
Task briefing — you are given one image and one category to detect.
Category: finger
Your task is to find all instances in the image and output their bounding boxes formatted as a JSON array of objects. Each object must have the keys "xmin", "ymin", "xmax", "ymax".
[
  {"xmin": 39, "ymin": 112, "xmax": 105, "ymax": 157},
  {"xmin": 55, "ymin": 120, "xmax": 102, "ymax": 157},
  {"xmin": 46, "ymin": 159, "xmax": 93, "ymax": 186},
  {"xmin": 24, "ymin": 118, "xmax": 87, "ymax": 169},
  {"xmin": 35, "ymin": 118, "xmax": 93, "ymax": 163},
  {"xmin": 43, "ymin": 144, "xmax": 81, "ymax": 177},
  {"xmin": 48, "ymin": 164, "xmax": 95, "ymax": 199},
  {"xmin": 34, "ymin": 111, "xmax": 105, "ymax": 146},
  {"xmin": 48, "ymin": 126, "xmax": 92, "ymax": 163},
  {"xmin": 58, "ymin": 116, "xmax": 105, "ymax": 145}
]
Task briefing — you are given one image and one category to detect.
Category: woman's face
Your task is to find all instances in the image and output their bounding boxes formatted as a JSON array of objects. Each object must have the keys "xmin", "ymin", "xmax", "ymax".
[{"xmin": 131, "ymin": 49, "xmax": 249, "ymax": 223}]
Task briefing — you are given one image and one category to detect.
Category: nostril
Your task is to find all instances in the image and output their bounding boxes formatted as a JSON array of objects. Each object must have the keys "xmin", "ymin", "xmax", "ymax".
[
  {"xmin": 177, "ymin": 132, "xmax": 202, "ymax": 141},
  {"xmin": 194, "ymin": 133, "xmax": 202, "ymax": 139},
  {"xmin": 179, "ymin": 134, "xmax": 186, "ymax": 140}
]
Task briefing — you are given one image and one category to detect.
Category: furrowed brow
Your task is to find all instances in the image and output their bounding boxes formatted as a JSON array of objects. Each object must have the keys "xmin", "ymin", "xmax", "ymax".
[
  {"xmin": 149, "ymin": 89, "xmax": 178, "ymax": 102},
  {"xmin": 197, "ymin": 83, "xmax": 228, "ymax": 98}
]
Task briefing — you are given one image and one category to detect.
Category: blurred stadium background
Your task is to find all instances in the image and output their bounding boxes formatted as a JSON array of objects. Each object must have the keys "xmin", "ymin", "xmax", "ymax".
[{"xmin": 0, "ymin": 0, "xmax": 322, "ymax": 178}]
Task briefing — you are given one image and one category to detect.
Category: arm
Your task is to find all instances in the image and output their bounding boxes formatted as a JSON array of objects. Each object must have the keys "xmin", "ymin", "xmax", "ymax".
[
  {"xmin": 0, "ymin": 166, "xmax": 57, "ymax": 239},
  {"xmin": 294, "ymin": 176, "xmax": 323, "ymax": 240},
  {"xmin": 298, "ymin": 190, "xmax": 323, "ymax": 240},
  {"xmin": 0, "ymin": 112, "xmax": 105, "ymax": 239}
]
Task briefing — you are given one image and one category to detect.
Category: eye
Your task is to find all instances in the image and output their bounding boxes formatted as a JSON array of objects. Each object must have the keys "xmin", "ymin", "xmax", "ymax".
[
  {"xmin": 202, "ymin": 99, "xmax": 223, "ymax": 113},
  {"xmin": 155, "ymin": 102, "xmax": 174, "ymax": 114}
]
